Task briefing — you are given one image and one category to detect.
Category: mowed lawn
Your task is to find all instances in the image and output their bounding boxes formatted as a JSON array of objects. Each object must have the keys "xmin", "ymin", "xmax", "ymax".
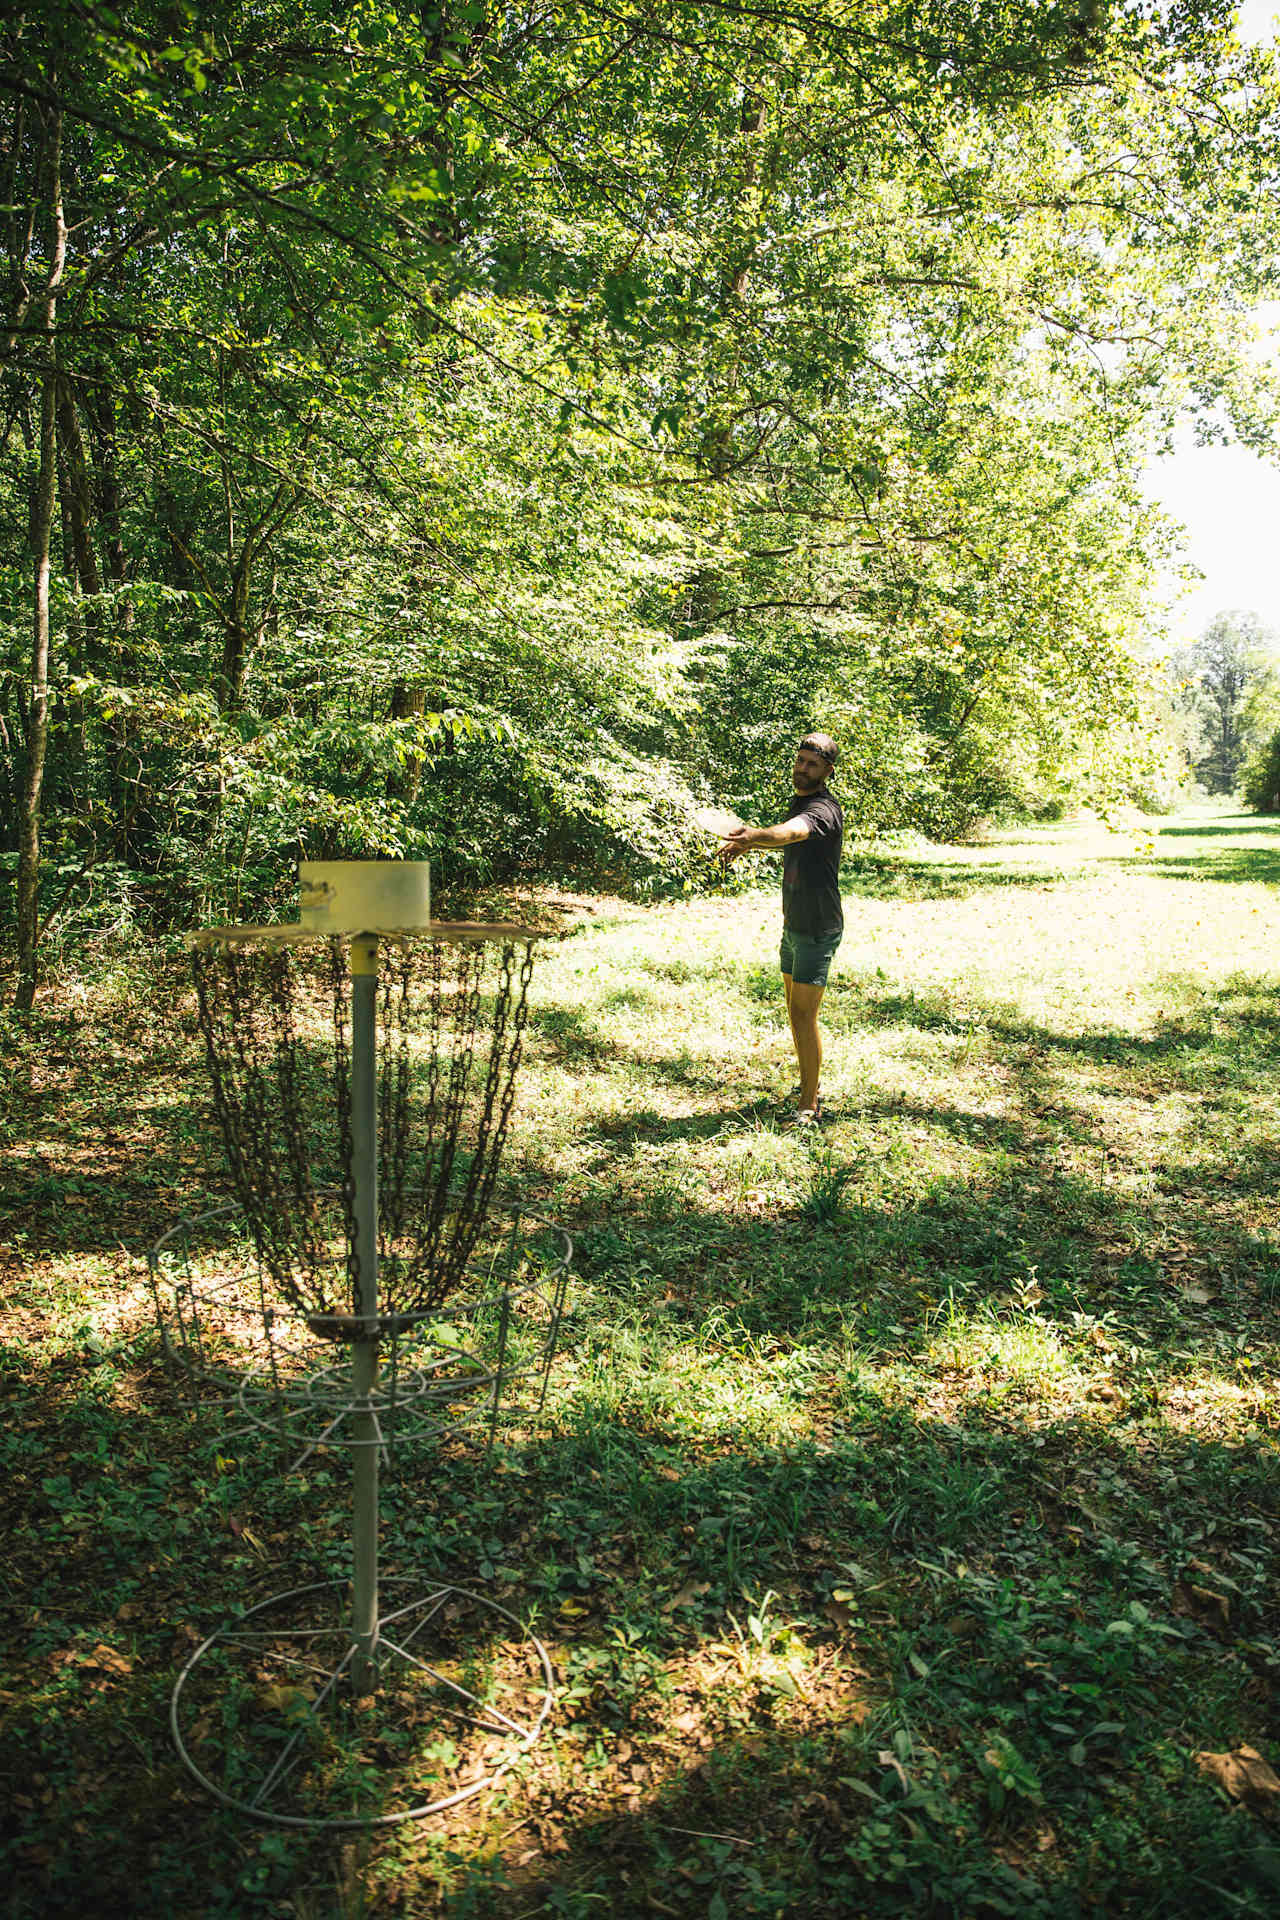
[{"xmin": 3, "ymin": 805, "xmax": 1280, "ymax": 1916}]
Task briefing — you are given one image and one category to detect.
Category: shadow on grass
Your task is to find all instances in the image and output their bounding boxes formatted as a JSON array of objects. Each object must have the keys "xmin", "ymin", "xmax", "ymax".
[
  {"xmin": 7, "ymin": 1323, "xmax": 1280, "ymax": 1917},
  {"xmin": 548, "ymin": 960, "xmax": 1280, "ymax": 1364},
  {"xmin": 567, "ymin": 1144, "xmax": 1280, "ymax": 1366},
  {"xmin": 12, "ymin": 958, "xmax": 1280, "ymax": 1369},
  {"xmin": 1156, "ymin": 816, "xmax": 1279, "ymax": 839},
  {"xmin": 529, "ymin": 999, "xmax": 616, "ymax": 1066},
  {"xmin": 453, "ymin": 1407, "xmax": 1280, "ymax": 1918},
  {"xmin": 839, "ymin": 854, "xmax": 1073, "ymax": 902},
  {"xmin": 470, "ymin": 1715, "xmax": 1279, "ymax": 1919},
  {"xmin": 582, "ymin": 1098, "xmax": 784, "ymax": 1150},
  {"xmin": 1170, "ymin": 844, "xmax": 1280, "ymax": 881},
  {"xmin": 7, "ymin": 896, "xmax": 1280, "ymax": 1910},
  {"xmin": 1106, "ymin": 849, "xmax": 1280, "ymax": 885},
  {"xmin": 830, "ymin": 975, "xmax": 1280, "ymax": 1065},
  {"xmin": 832, "ymin": 812, "xmax": 1280, "ymax": 900}
]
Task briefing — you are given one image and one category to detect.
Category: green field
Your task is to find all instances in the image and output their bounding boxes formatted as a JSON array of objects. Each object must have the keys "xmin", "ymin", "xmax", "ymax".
[{"xmin": 4, "ymin": 806, "xmax": 1280, "ymax": 1916}]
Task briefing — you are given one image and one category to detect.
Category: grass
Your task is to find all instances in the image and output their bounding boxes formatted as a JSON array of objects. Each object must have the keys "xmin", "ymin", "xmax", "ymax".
[{"xmin": 3, "ymin": 801, "xmax": 1280, "ymax": 1915}]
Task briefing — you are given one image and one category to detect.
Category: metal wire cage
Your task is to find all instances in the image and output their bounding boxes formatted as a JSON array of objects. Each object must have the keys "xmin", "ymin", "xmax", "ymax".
[
  {"xmin": 147, "ymin": 896, "xmax": 573, "ymax": 1829},
  {"xmin": 148, "ymin": 1196, "xmax": 572, "ymax": 1464},
  {"xmin": 170, "ymin": 1574, "xmax": 558, "ymax": 1828},
  {"xmin": 188, "ymin": 928, "xmax": 541, "ymax": 1323}
]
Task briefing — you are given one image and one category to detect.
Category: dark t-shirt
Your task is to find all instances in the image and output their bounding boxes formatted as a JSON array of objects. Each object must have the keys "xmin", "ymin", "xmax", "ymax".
[{"xmin": 781, "ymin": 788, "xmax": 844, "ymax": 936}]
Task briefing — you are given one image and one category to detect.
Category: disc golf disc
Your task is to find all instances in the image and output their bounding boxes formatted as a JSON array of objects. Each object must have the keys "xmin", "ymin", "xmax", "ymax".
[{"xmin": 691, "ymin": 804, "xmax": 746, "ymax": 838}]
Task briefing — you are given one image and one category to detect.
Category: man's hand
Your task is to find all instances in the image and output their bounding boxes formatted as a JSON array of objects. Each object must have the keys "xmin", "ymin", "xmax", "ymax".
[{"xmin": 718, "ymin": 817, "xmax": 809, "ymax": 862}]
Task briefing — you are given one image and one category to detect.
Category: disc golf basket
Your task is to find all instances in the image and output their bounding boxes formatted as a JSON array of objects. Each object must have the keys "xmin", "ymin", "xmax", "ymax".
[{"xmin": 146, "ymin": 862, "xmax": 572, "ymax": 1828}]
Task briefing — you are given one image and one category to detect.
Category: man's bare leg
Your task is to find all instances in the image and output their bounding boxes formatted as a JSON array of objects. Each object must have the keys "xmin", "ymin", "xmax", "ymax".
[
  {"xmin": 782, "ymin": 971, "xmax": 799, "ymax": 1095},
  {"xmin": 783, "ymin": 975, "xmax": 825, "ymax": 1113}
]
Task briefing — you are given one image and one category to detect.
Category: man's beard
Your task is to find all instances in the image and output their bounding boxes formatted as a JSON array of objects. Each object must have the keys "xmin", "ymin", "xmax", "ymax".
[{"xmin": 793, "ymin": 771, "xmax": 822, "ymax": 792}]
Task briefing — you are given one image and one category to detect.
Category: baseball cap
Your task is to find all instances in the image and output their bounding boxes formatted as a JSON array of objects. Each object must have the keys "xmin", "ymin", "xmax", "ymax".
[{"xmin": 798, "ymin": 732, "xmax": 838, "ymax": 768}]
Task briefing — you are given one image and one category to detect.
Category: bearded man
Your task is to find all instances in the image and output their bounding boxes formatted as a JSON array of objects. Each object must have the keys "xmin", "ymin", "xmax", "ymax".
[{"xmin": 718, "ymin": 733, "xmax": 843, "ymax": 1123}]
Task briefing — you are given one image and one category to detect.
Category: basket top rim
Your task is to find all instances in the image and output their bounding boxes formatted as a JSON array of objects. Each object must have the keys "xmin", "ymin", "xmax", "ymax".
[{"xmin": 186, "ymin": 920, "xmax": 554, "ymax": 949}]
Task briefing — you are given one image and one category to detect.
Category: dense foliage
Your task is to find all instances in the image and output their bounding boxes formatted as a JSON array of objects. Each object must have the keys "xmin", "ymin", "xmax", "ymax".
[{"xmin": 4, "ymin": 4, "xmax": 1280, "ymax": 998}]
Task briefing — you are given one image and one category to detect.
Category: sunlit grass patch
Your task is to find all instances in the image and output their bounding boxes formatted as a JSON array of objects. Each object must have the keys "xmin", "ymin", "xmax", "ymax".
[
  {"xmin": 556, "ymin": 1339, "xmax": 822, "ymax": 1449},
  {"xmin": 922, "ymin": 1299, "xmax": 1077, "ymax": 1388}
]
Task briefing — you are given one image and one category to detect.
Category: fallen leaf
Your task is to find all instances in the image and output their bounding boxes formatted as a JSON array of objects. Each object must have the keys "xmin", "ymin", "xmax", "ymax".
[
  {"xmin": 878, "ymin": 1747, "xmax": 911, "ymax": 1793},
  {"xmin": 1172, "ymin": 1582, "xmax": 1231, "ymax": 1631},
  {"xmin": 261, "ymin": 1682, "xmax": 316, "ymax": 1713},
  {"xmin": 946, "ymin": 1613, "xmax": 981, "ymax": 1639},
  {"xmin": 86, "ymin": 1642, "xmax": 133, "ymax": 1676},
  {"xmin": 663, "ymin": 1581, "xmax": 710, "ymax": 1613},
  {"xmin": 1194, "ymin": 1746, "xmax": 1280, "ymax": 1810}
]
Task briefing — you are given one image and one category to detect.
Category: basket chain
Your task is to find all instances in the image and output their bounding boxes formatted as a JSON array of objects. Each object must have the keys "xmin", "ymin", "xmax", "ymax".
[{"xmin": 191, "ymin": 935, "xmax": 537, "ymax": 1322}]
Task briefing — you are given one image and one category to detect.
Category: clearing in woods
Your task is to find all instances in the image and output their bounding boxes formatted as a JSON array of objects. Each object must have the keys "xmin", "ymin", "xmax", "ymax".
[{"xmin": 3, "ymin": 804, "xmax": 1280, "ymax": 1915}]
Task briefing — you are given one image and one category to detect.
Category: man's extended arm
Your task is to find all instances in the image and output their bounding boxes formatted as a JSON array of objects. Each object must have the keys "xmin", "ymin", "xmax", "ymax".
[{"xmin": 717, "ymin": 817, "xmax": 811, "ymax": 863}]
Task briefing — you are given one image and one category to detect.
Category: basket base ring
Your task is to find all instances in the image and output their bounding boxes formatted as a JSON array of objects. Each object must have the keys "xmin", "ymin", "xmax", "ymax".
[{"xmin": 170, "ymin": 1575, "xmax": 553, "ymax": 1829}]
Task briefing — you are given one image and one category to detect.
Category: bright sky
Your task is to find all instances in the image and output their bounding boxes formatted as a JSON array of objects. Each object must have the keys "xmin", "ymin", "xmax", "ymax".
[{"xmin": 1142, "ymin": 2, "xmax": 1280, "ymax": 644}]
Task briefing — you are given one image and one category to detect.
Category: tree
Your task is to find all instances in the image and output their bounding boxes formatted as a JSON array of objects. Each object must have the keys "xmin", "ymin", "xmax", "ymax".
[
  {"xmin": 4, "ymin": 2, "xmax": 1280, "ymax": 993},
  {"xmin": 1171, "ymin": 610, "xmax": 1280, "ymax": 794},
  {"xmin": 1242, "ymin": 728, "xmax": 1280, "ymax": 813},
  {"xmin": 11, "ymin": 82, "xmax": 65, "ymax": 1011}
]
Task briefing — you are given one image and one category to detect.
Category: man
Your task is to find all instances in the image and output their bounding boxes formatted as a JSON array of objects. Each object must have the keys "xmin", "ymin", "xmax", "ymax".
[{"xmin": 718, "ymin": 733, "xmax": 843, "ymax": 1123}]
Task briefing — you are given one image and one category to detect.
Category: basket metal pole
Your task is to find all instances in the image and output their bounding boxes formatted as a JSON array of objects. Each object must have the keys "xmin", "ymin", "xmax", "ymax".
[{"xmin": 350, "ymin": 933, "xmax": 381, "ymax": 1696}]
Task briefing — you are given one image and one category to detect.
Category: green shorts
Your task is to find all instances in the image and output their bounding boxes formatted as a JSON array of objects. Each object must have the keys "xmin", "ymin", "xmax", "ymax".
[{"xmin": 779, "ymin": 925, "xmax": 842, "ymax": 988}]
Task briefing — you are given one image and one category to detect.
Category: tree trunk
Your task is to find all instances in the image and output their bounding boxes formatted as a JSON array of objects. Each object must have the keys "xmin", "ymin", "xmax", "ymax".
[
  {"xmin": 14, "ymin": 99, "xmax": 65, "ymax": 1012},
  {"xmin": 81, "ymin": 378, "xmax": 135, "ymax": 845},
  {"xmin": 56, "ymin": 375, "xmax": 103, "ymax": 600},
  {"xmin": 84, "ymin": 381, "xmax": 131, "ymax": 627},
  {"xmin": 389, "ymin": 680, "xmax": 428, "ymax": 803}
]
